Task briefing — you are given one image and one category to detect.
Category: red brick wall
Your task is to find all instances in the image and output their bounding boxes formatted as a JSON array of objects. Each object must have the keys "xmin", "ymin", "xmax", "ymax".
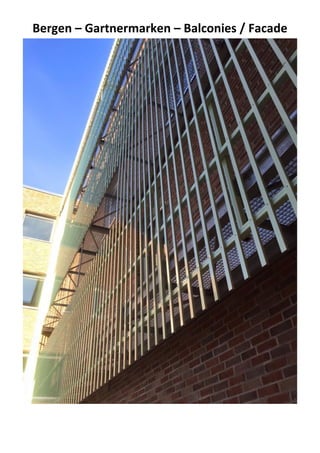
[{"xmin": 82, "ymin": 248, "xmax": 297, "ymax": 404}]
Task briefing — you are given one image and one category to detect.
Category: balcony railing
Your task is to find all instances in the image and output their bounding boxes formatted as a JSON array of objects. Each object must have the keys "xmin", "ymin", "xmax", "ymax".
[{"xmin": 34, "ymin": 38, "xmax": 297, "ymax": 403}]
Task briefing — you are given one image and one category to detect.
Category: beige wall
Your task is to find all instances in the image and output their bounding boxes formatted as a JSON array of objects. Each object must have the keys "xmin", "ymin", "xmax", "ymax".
[
  {"xmin": 23, "ymin": 187, "xmax": 63, "ymax": 360},
  {"xmin": 23, "ymin": 238, "xmax": 51, "ymax": 275},
  {"xmin": 23, "ymin": 307, "xmax": 38, "ymax": 353},
  {"xmin": 23, "ymin": 187, "xmax": 62, "ymax": 218}
]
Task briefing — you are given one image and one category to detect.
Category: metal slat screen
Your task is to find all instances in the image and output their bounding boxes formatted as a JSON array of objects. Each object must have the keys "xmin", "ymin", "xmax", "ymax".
[{"xmin": 34, "ymin": 39, "xmax": 297, "ymax": 403}]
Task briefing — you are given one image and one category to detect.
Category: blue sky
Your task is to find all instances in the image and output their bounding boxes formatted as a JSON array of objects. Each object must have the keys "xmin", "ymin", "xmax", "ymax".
[{"xmin": 23, "ymin": 39, "xmax": 114, "ymax": 194}]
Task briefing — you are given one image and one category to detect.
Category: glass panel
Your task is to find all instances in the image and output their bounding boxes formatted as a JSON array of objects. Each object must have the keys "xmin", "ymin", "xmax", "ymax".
[
  {"xmin": 23, "ymin": 275, "xmax": 43, "ymax": 305},
  {"xmin": 23, "ymin": 215, "xmax": 53, "ymax": 241}
]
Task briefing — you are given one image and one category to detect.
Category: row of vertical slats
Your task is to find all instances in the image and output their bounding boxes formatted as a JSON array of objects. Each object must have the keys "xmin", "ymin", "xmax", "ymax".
[{"xmin": 41, "ymin": 39, "xmax": 296, "ymax": 403}]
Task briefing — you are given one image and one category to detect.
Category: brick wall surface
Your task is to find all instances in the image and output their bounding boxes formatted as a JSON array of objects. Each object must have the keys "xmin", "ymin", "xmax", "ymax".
[
  {"xmin": 23, "ymin": 188, "xmax": 62, "ymax": 358},
  {"xmin": 23, "ymin": 187, "xmax": 62, "ymax": 218},
  {"xmin": 23, "ymin": 238, "xmax": 51, "ymax": 274},
  {"xmin": 23, "ymin": 187, "xmax": 63, "ymax": 274},
  {"xmin": 83, "ymin": 248, "xmax": 297, "ymax": 404}
]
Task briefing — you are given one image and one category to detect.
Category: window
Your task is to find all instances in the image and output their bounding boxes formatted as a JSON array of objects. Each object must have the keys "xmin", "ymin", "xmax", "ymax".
[
  {"xmin": 23, "ymin": 353, "xmax": 29, "ymax": 372},
  {"xmin": 23, "ymin": 214, "xmax": 54, "ymax": 241},
  {"xmin": 23, "ymin": 275, "xmax": 43, "ymax": 306}
]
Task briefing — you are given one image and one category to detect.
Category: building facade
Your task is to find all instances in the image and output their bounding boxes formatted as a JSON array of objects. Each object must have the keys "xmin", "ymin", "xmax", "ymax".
[
  {"xmin": 31, "ymin": 38, "xmax": 297, "ymax": 403},
  {"xmin": 23, "ymin": 186, "xmax": 62, "ymax": 371}
]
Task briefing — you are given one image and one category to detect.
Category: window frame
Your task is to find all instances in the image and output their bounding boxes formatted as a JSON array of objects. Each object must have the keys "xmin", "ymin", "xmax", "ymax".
[
  {"xmin": 23, "ymin": 213, "xmax": 54, "ymax": 242},
  {"xmin": 23, "ymin": 274, "xmax": 44, "ymax": 307}
]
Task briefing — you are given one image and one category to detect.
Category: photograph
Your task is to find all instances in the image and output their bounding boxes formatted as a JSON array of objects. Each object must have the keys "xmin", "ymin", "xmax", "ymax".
[{"xmin": 23, "ymin": 38, "xmax": 297, "ymax": 405}]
